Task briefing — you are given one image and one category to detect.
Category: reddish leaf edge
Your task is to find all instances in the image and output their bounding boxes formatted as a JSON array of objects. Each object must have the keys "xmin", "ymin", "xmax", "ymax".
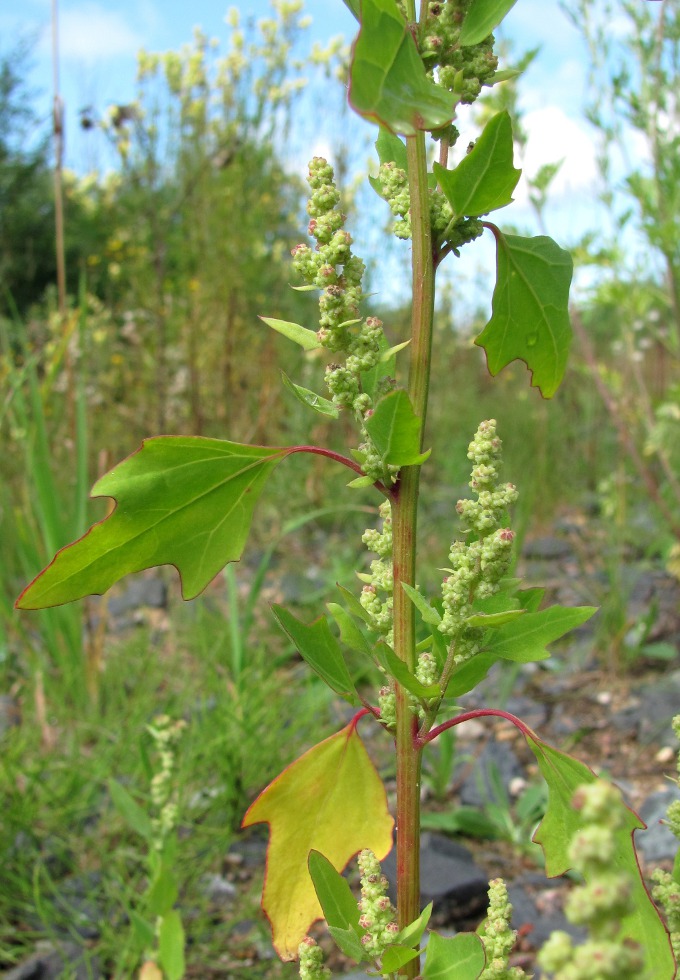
[
  {"xmin": 15, "ymin": 437, "xmax": 391, "ymax": 611},
  {"xmin": 241, "ymin": 710, "xmax": 393, "ymax": 961}
]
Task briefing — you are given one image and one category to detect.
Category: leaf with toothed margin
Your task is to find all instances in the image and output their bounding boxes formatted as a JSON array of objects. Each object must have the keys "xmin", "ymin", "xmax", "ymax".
[
  {"xmin": 434, "ymin": 111, "xmax": 520, "ymax": 219},
  {"xmin": 349, "ymin": 0, "xmax": 455, "ymax": 135},
  {"xmin": 526, "ymin": 735, "xmax": 675, "ymax": 978},
  {"xmin": 16, "ymin": 437, "xmax": 290, "ymax": 608},
  {"xmin": 475, "ymin": 227, "xmax": 573, "ymax": 398},
  {"xmin": 242, "ymin": 722, "xmax": 394, "ymax": 960}
]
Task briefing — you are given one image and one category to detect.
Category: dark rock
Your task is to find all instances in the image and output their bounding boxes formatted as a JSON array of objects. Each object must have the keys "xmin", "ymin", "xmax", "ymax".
[
  {"xmin": 200, "ymin": 872, "xmax": 237, "ymax": 904},
  {"xmin": 458, "ymin": 741, "xmax": 525, "ymax": 808},
  {"xmin": 107, "ymin": 574, "xmax": 168, "ymax": 618},
  {"xmin": 631, "ymin": 671, "xmax": 680, "ymax": 745},
  {"xmin": 636, "ymin": 787, "xmax": 680, "ymax": 863},
  {"xmin": 523, "ymin": 537, "xmax": 574, "ymax": 561},
  {"xmin": 3, "ymin": 941, "xmax": 101, "ymax": 979},
  {"xmin": 382, "ymin": 832, "xmax": 488, "ymax": 925},
  {"xmin": 508, "ymin": 874, "xmax": 584, "ymax": 948},
  {"xmin": 503, "ymin": 695, "xmax": 549, "ymax": 732},
  {"xmin": 229, "ymin": 833, "xmax": 268, "ymax": 869}
]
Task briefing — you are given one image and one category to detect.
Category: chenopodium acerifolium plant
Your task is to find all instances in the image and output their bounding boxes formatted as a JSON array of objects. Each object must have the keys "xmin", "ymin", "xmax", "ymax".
[{"xmin": 15, "ymin": 0, "xmax": 675, "ymax": 977}]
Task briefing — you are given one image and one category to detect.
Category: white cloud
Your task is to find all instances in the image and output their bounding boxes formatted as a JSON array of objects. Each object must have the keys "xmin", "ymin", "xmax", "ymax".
[
  {"xmin": 56, "ymin": 3, "xmax": 143, "ymax": 62},
  {"xmin": 515, "ymin": 105, "xmax": 598, "ymax": 203}
]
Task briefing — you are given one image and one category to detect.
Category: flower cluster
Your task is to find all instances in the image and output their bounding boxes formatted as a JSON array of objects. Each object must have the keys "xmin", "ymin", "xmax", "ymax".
[
  {"xmin": 147, "ymin": 714, "xmax": 187, "ymax": 848},
  {"xmin": 537, "ymin": 781, "xmax": 643, "ymax": 979},
  {"xmin": 357, "ymin": 849, "xmax": 399, "ymax": 960},
  {"xmin": 480, "ymin": 878, "xmax": 528, "ymax": 980},
  {"xmin": 361, "ymin": 500, "xmax": 394, "ymax": 642},
  {"xmin": 292, "ymin": 158, "xmax": 397, "ymax": 483},
  {"xmin": 377, "ymin": 161, "xmax": 411, "ymax": 240},
  {"xmin": 421, "ymin": 0, "xmax": 498, "ymax": 106},
  {"xmin": 652, "ymin": 714, "xmax": 680, "ymax": 961},
  {"xmin": 439, "ymin": 420, "xmax": 517, "ymax": 665},
  {"xmin": 298, "ymin": 937, "xmax": 331, "ymax": 980}
]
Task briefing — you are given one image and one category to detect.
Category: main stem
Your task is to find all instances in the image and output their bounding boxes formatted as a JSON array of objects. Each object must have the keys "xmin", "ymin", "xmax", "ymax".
[{"xmin": 392, "ymin": 113, "xmax": 436, "ymax": 975}]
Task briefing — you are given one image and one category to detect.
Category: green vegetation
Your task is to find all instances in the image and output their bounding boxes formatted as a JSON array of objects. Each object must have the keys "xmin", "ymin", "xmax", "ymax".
[{"xmin": 2, "ymin": 1, "xmax": 680, "ymax": 978}]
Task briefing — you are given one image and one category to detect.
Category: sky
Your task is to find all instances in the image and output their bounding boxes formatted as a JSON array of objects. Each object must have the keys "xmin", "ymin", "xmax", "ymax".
[{"xmin": 3, "ymin": 0, "xmax": 624, "ymax": 301}]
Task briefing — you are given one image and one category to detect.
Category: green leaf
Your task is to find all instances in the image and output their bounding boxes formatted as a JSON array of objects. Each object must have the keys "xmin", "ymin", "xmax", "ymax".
[
  {"xmin": 18, "ymin": 437, "xmax": 288, "ymax": 607},
  {"xmin": 446, "ymin": 653, "xmax": 498, "ymax": 698},
  {"xmin": 108, "ymin": 779, "xmax": 153, "ymax": 841},
  {"xmin": 348, "ymin": 0, "xmax": 455, "ymax": 134},
  {"xmin": 130, "ymin": 911, "xmax": 156, "ymax": 947},
  {"xmin": 158, "ymin": 910, "xmax": 185, "ymax": 980},
  {"xmin": 434, "ymin": 112, "xmax": 520, "ymax": 219},
  {"xmin": 423, "ymin": 931, "xmax": 485, "ymax": 978},
  {"xmin": 337, "ymin": 583, "xmax": 375, "ymax": 626},
  {"xmin": 527, "ymin": 736, "xmax": 675, "ymax": 978},
  {"xmin": 376, "ymin": 642, "xmax": 440, "ymax": 699},
  {"xmin": 376, "ymin": 126, "xmax": 408, "ymax": 170},
  {"xmin": 272, "ymin": 605, "xmax": 359, "ymax": 703},
  {"xmin": 242, "ymin": 722, "xmax": 394, "ymax": 960},
  {"xmin": 281, "ymin": 373, "xmax": 339, "ymax": 418},
  {"xmin": 465, "ymin": 608, "xmax": 525, "ymax": 628},
  {"xmin": 421, "ymin": 807, "xmax": 502, "ymax": 839},
  {"xmin": 347, "ymin": 475, "xmax": 377, "ymax": 489},
  {"xmin": 308, "ymin": 850, "xmax": 363, "ymax": 936},
  {"xmin": 402, "ymin": 583, "xmax": 442, "ymax": 626},
  {"xmin": 341, "ymin": 0, "xmax": 360, "ymax": 19},
  {"xmin": 259, "ymin": 316, "xmax": 319, "ymax": 351},
  {"xmin": 481, "ymin": 605, "xmax": 596, "ymax": 662},
  {"xmin": 394, "ymin": 901, "xmax": 433, "ymax": 947},
  {"xmin": 381, "ymin": 340, "xmax": 411, "ymax": 362},
  {"xmin": 382, "ymin": 945, "xmax": 422, "ymax": 971},
  {"xmin": 517, "ymin": 587, "xmax": 545, "ymax": 613},
  {"xmin": 475, "ymin": 228, "xmax": 574, "ymax": 398},
  {"xmin": 329, "ymin": 925, "xmax": 367, "ymax": 961},
  {"xmin": 365, "ymin": 390, "xmax": 430, "ymax": 467},
  {"xmin": 146, "ymin": 864, "xmax": 179, "ymax": 918},
  {"xmin": 460, "ymin": 0, "xmax": 519, "ymax": 45},
  {"xmin": 327, "ymin": 602, "xmax": 373, "ymax": 656}
]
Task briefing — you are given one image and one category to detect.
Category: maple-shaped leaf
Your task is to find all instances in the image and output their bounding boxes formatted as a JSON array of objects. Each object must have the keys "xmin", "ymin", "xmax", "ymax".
[
  {"xmin": 242, "ymin": 721, "xmax": 394, "ymax": 960},
  {"xmin": 16, "ymin": 436, "xmax": 290, "ymax": 608},
  {"xmin": 348, "ymin": 0, "xmax": 454, "ymax": 134},
  {"xmin": 434, "ymin": 111, "xmax": 520, "ymax": 220},
  {"xmin": 475, "ymin": 226, "xmax": 573, "ymax": 398},
  {"xmin": 527, "ymin": 734, "xmax": 675, "ymax": 978}
]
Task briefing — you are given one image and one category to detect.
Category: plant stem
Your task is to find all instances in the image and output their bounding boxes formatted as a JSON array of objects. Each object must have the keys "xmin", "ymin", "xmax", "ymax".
[{"xmin": 391, "ymin": 115, "xmax": 436, "ymax": 975}]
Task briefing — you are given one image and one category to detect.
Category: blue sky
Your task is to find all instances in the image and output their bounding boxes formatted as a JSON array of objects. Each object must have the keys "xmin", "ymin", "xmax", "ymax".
[{"xmin": 3, "ymin": 0, "xmax": 618, "ymax": 301}]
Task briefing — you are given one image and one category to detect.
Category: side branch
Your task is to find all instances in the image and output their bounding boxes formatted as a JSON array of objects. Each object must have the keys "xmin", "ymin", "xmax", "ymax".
[
  {"xmin": 418, "ymin": 707, "xmax": 537, "ymax": 748},
  {"xmin": 287, "ymin": 445, "xmax": 394, "ymax": 499}
]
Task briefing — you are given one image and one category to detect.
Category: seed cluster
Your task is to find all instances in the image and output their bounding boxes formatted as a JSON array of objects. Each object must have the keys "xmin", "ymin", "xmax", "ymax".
[
  {"xmin": 537, "ymin": 782, "xmax": 644, "ymax": 978},
  {"xmin": 357, "ymin": 849, "xmax": 399, "ymax": 960},
  {"xmin": 147, "ymin": 714, "xmax": 187, "ymax": 848},
  {"xmin": 652, "ymin": 714, "xmax": 680, "ymax": 962},
  {"xmin": 421, "ymin": 0, "xmax": 498, "ymax": 106},
  {"xmin": 292, "ymin": 158, "xmax": 398, "ymax": 483},
  {"xmin": 439, "ymin": 420, "xmax": 518, "ymax": 665},
  {"xmin": 480, "ymin": 878, "xmax": 528, "ymax": 980},
  {"xmin": 297, "ymin": 937, "xmax": 331, "ymax": 980}
]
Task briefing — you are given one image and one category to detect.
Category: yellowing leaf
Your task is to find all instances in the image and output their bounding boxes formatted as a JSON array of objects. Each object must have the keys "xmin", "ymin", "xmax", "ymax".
[
  {"xmin": 138, "ymin": 964, "xmax": 163, "ymax": 980},
  {"xmin": 242, "ymin": 722, "xmax": 394, "ymax": 960}
]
